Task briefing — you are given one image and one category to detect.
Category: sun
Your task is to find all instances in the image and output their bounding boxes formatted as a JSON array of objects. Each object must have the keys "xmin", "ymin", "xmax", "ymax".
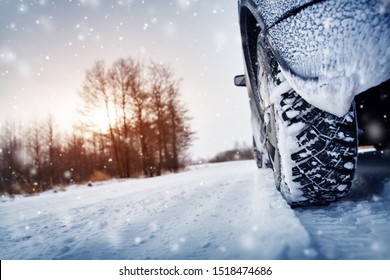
[{"xmin": 92, "ymin": 110, "xmax": 110, "ymax": 132}]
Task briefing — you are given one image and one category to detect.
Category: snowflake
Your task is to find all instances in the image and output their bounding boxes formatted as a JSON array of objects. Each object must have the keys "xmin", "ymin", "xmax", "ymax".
[
  {"xmin": 134, "ymin": 237, "xmax": 143, "ymax": 245},
  {"xmin": 63, "ymin": 170, "xmax": 72, "ymax": 179},
  {"xmin": 18, "ymin": 4, "xmax": 28, "ymax": 13},
  {"xmin": 9, "ymin": 23, "xmax": 18, "ymax": 31},
  {"xmin": 1, "ymin": 49, "xmax": 16, "ymax": 62}
]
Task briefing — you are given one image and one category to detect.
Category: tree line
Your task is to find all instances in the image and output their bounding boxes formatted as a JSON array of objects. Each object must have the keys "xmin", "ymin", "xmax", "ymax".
[
  {"xmin": 0, "ymin": 57, "xmax": 194, "ymax": 195},
  {"xmin": 208, "ymin": 142, "xmax": 254, "ymax": 163}
]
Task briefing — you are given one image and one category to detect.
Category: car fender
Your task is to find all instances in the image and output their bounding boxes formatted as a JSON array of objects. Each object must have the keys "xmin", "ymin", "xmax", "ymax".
[{"xmin": 239, "ymin": 0, "xmax": 390, "ymax": 117}]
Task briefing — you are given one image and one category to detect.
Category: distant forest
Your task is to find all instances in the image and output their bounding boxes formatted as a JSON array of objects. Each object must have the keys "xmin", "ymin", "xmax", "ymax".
[
  {"xmin": 208, "ymin": 143, "xmax": 254, "ymax": 163},
  {"xmin": 0, "ymin": 57, "xmax": 194, "ymax": 195}
]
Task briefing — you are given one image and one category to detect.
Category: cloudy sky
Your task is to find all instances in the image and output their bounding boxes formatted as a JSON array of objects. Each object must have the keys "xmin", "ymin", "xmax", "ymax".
[{"xmin": 0, "ymin": 0, "xmax": 252, "ymax": 159}]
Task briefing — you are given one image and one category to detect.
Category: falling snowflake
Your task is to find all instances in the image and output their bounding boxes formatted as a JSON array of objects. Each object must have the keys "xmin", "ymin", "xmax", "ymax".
[
  {"xmin": 18, "ymin": 4, "xmax": 28, "ymax": 13},
  {"xmin": 63, "ymin": 170, "xmax": 72, "ymax": 179}
]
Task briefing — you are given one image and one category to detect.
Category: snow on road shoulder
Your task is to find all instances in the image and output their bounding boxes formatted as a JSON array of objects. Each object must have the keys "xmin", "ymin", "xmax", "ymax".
[{"xmin": 0, "ymin": 161, "xmax": 313, "ymax": 260}]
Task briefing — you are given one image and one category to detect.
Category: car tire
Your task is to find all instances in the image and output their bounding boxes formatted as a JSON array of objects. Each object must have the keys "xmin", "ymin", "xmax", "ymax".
[
  {"xmin": 263, "ymin": 60, "xmax": 358, "ymax": 206},
  {"xmin": 253, "ymin": 137, "xmax": 271, "ymax": 169}
]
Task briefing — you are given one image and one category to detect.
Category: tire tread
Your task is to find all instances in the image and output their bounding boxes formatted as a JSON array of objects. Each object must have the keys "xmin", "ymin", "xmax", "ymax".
[{"xmin": 275, "ymin": 89, "xmax": 357, "ymax": 206}]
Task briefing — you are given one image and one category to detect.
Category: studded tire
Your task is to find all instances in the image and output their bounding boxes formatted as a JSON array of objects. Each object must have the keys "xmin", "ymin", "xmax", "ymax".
[{"xmin": 267, "ymin": 69, "xmax": 358, "ymax": 206}]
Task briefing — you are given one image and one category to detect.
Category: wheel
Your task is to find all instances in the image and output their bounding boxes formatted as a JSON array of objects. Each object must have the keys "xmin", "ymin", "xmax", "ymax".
[
  {"xmin": 253, "ymin": 137, "xmax": 270, "ymax": 169},
  {"xmin": 259, "ymin": 46, "xmax": 358, "ymax": 206}
]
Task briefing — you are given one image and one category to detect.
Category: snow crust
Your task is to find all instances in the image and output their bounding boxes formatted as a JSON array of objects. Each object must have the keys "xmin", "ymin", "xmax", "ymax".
[
  {"xmin": 251, "ymin": 0, "xmax": 315, "ymax": 27},
  {"xmin": 1, "ymin": 160, "xmax": 389, "ymax": 260},
  {"xmin": 268, "ymin": 0, "xmax": 390, "ymax": 117}
]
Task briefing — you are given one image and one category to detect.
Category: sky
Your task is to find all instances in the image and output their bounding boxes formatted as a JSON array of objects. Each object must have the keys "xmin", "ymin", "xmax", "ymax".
[{"xmin": 0, "ymin": 0, "xmax": 252, "ymax": 160}]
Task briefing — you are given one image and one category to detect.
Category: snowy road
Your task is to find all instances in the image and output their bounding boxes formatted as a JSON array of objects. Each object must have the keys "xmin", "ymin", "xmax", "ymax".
[{"xmin": 1, "ymin": 151, "xmax": 389, "ymax": 260}]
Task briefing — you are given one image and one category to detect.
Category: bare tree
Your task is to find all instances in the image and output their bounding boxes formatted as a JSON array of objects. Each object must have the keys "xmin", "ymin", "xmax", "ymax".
[
  {"xmin": 77, "ymin": 56, "xmax": 194, "ymax": 179},
  {"xmin": 148, "ymin": 63, "xmax": 194, "ymax": 172},
  {"xmin": 79, "ymin": 60, "xmax": 125, "ymax": 177},
  {"xmin": 0, "ymin": 120, "xmax": 26, "ymax": 194},
  {"xmin": 0, "ymin": 55, "xmax": 194, "ymax": 195},
  {"xmin": 26, "ymin": 119, "xmax": 45, "ymax": 191}
]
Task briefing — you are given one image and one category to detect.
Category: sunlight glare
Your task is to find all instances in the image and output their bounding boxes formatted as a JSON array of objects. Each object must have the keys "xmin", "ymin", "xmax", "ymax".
[{"xmin": 92, "ymin": 110, "xmax": 110, "ymax": 132}]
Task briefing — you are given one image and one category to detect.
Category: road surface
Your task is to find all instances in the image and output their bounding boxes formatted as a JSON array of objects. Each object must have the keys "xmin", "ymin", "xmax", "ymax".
[{"xmin": 1, "ymin": 151, "xmax": 389, "ymax": 259}]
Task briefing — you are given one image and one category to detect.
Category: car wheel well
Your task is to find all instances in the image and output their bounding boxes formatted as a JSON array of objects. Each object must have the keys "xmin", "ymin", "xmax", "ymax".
[{"xmin": 240, "ymin": 7, "xmax": 261, "ymax": 89}]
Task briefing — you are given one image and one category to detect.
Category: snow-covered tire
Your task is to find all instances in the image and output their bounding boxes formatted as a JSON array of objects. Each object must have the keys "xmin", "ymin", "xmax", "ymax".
[
  {"xmin": 266, "ymin": 66, "xmax": 358, "ymax": 206},
  {"xmin": 253, "ymin": 137, "xmax": 263, "ymax": 168},
  {"xmin": 253, "ymin": 137, "xmax": 270, "ymax": 169}
]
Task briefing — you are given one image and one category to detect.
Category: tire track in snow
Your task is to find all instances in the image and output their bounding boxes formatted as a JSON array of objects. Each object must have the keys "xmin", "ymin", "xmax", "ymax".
[{"xmin": 294, "ymin": 152, "xmax": 390, "ymax": 259}]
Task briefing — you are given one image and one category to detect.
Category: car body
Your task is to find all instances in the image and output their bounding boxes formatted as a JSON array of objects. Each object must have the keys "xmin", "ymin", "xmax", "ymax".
[{"xmin": 236, "ymin": 0, "xmax": 390, "ymax": 205}]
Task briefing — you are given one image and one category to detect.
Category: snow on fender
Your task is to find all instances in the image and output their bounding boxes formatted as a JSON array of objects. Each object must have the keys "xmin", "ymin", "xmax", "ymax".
[{"xmin": 268, "ymin": 0, "xmax": 390, "ymax": 117}]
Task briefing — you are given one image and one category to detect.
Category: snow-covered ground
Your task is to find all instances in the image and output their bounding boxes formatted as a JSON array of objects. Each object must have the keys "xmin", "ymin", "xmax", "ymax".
[{"xmin": 1, "ymin": 152, "xmax": 389, "ymax": 260}]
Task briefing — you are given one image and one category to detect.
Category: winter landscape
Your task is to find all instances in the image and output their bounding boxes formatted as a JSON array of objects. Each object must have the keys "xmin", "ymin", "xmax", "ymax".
[
  {"xmin": 1, "ymin": 149, "xmax": 389, "ymax": 260},
  {"xmin": 1, "ymin": 0, "xmax": 389, "ymax": 263}
]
